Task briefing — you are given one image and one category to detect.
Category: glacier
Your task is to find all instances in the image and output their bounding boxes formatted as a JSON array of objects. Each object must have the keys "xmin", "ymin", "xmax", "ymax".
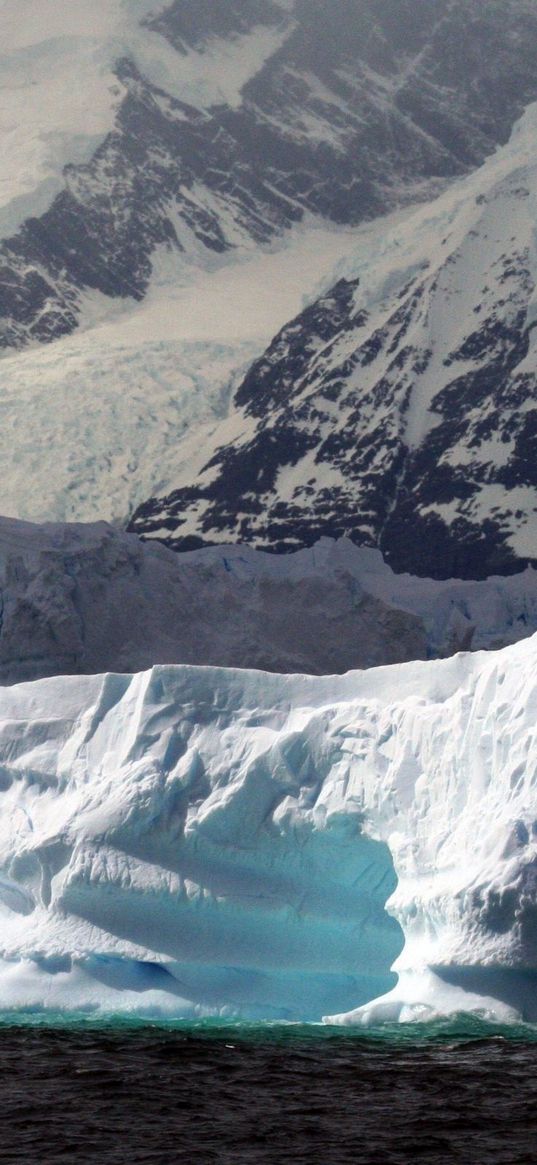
[
  {"xmin": 3, "ymin": 518, "xmax": 537, "ymax": 685},
  {"xmin": 1, "ymin": 636, "xmax": 537, "ymax": 1024},
  {"xmin": 0, "ymin": 222, "xmax": 362, "ymax": 527}
]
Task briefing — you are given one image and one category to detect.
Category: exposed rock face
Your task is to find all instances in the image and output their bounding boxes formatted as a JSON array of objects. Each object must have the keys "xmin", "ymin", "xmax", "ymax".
[
  {"xmin": 131, "ymin": 103, "xmax": 537, "ymax": 579},
  {"xmin": 3, "ymin": 0, "xmax": 537, "ymax": 347},
  {"xmin": 144, "ymin": 0, "xmax": 287, "ymax": 51},
  {"xmin": 1, "ymin": 518, "xmax": 537, "ymax": 685}
]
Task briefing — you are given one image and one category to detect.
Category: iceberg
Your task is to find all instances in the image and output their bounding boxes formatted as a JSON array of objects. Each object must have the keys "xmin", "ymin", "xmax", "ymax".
[{"xmin": 1, "ymin": 636, "xmax": 537, "ymax": 1023}]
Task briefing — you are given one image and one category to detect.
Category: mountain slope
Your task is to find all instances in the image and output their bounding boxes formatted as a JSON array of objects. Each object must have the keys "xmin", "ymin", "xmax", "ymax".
[
  {"xmin": 3, "ymin": 0, "xmax": 537, "ymax": 347},
  {"xmin": 130, "ymin": 101, "xmax": 537, "ymax": 579}
]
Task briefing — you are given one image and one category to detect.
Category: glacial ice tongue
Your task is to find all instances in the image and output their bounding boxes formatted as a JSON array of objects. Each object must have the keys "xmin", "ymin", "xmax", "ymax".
[{"xmin": 1, "ymin": 639, "xmax": 537, "ymax": 1023}]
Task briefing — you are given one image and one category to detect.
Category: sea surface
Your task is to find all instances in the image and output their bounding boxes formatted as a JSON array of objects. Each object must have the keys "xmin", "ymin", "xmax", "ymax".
[{"xmin": 1, "ymin": 1015, "xmax": 537, "ymax": 1164}]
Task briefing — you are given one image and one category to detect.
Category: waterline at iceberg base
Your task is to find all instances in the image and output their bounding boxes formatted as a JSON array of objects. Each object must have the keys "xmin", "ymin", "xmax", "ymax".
[{"xmin": 1, "ymin": 641, "xmax": 537, "ymax": 1025}]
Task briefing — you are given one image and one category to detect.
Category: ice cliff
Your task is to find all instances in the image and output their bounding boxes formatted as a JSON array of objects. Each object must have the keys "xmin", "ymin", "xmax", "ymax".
[
  {"xmin": 1, "ymin": 637, "xmax": 537, "ymax": 1023},
  {"xmin": 2, "ymin": 517, "xmax": 537, "ymax": 684}
]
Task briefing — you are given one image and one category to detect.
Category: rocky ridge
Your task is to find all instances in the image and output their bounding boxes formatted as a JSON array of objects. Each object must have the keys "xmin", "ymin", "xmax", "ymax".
[
  {"xmin": 3, "ymin": 0, "xmax": 537, "ymax": 347},
  {"xmin": 131, "ymin": 101, "xmax": 537, "ymax": 578}
]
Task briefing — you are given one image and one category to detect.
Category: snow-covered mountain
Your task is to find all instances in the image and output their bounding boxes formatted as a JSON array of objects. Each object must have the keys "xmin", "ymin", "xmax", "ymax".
[
  {"xmin": 2, "ymin": 0, "xmax": 537, "ymax": 348},
  {"xmin": 131, "ymin": 100, "xmax": 537, "ymax": 579},
  {"xmin": 3, "ymin": 1, "xmax": 537, "ymax": 542},
  {"xmin": 1, "ymin": 635, "xmax": 537, "ymax": 1022},
  {"xmin": 3, "ymin": 517, "xmax": 537, "ymax": 685}
]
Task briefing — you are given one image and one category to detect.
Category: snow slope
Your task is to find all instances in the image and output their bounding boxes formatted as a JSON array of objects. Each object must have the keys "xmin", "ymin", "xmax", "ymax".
[
  {"xmin": 1, "ymin": 637, "xmax": 537, "ymax": 1022},
  {"xmin": 132, "ymin": 100, "xmax": 537, "ymax": 579},
  {"xmin": 3, "ymin": 519, "xmax": 537, "ymax": 686}
]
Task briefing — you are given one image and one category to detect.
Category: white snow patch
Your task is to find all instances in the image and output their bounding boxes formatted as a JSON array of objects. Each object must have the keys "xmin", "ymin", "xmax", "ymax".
[{"xmin": 139, "ymin": 20, "xmax": 296, "ymax": 110}]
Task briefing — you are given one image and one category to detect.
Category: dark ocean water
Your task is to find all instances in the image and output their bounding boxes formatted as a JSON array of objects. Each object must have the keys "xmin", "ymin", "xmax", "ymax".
[{"xmin": 1, "ymin": 1016, "xmax": 537, "ymax": 1165}]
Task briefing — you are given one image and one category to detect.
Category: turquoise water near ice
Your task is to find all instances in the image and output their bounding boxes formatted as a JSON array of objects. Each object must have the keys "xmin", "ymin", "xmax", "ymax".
[{"xmin": 1, "ymin": 1009, "xmax": 537, "ymax": 1043}]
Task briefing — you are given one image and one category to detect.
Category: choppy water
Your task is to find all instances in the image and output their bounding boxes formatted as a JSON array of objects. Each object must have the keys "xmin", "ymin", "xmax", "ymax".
[{"xmin": 1, "ymin": 1016, "xmax": 537, "ymax": 1164}]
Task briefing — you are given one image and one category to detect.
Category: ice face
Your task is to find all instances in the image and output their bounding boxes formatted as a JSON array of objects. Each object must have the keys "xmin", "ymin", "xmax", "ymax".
[
  {"xmin": 3, "ymin": 520, "xmax": 537, "ymax": 687},
  {"xmin": 1, "ymin": 639, "xmax": 537, "ymax": 1023}
]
